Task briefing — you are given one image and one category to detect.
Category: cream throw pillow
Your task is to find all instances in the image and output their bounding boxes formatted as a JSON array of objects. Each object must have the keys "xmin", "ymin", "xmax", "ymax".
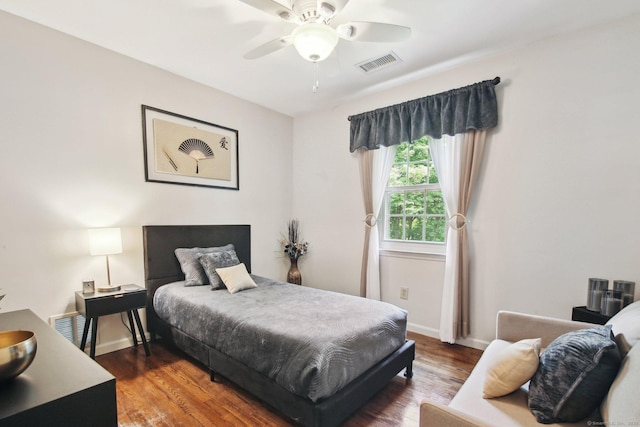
[
  {"xmin": 216, "ymin": 263, "xmax": 257, "ymax": 294},
  {"xmin": 483, "ymin": 338, "xmax": 542, "ymax": 398}
]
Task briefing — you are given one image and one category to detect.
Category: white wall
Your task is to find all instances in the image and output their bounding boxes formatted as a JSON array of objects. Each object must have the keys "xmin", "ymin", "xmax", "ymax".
[
  {"xmin": 3, "ymin": 9, "xmax": 639, "ymax": 354},
  {"xmin": 293, "ymin": 14, "xmax": 640, "ymax": 347},
  {"xmin": 0, "ymin": 11, "xmax": 294, "ymax": 354}
]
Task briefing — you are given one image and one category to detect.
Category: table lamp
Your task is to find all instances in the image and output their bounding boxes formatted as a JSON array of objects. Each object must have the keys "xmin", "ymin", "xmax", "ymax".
[{"xmin": 88, "ymin": 227, "xmax": 122, "ymax": 292}]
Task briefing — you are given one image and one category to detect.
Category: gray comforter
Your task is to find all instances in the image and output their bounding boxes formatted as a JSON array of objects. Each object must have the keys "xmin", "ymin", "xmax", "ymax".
[{"xmin": 153, "ymin": 275, "xmax": 407, "ymax": 402}]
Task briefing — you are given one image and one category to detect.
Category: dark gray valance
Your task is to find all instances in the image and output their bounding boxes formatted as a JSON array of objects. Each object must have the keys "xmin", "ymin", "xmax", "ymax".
[{"xmin": 349, "ymin": 78, "xmax": 499, "ymax": 152}]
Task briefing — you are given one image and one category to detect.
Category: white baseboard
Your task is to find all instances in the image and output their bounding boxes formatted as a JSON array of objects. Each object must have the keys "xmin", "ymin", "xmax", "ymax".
[
  {"xmin": 455, "ymin": 336, "xmax": 490, "ymax": 351},
  {"xmin": 407, "ymin": 322, "xmax": 440, "ymax": 339},
  {"xmin": 407, "ymin": 322, "xmax": 489, "ymax": 350},
  {"xmin": 84, "ymin": 333, "xmax": 151, "ymax": 357}
]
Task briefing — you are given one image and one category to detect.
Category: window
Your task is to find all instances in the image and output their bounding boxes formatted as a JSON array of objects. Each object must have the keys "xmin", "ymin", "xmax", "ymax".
[{"xmin": 382, "ymin": 137, "xmax": 446, "ymax": 252}]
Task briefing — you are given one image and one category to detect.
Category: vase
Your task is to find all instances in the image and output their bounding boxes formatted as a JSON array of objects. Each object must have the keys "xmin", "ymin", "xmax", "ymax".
[{"xmin": 287, "ymin": 258, "xmax": 302, "ymax": 285}]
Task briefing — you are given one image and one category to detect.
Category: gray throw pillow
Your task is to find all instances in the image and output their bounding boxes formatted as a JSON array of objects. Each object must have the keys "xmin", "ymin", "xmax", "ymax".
[
  {"xmin": 198, "ymin": 250, "xmax": 240, "ymax": 290},
  {"xmin": 174, "ymin": 244, "xmax": 235, "ymax": 286},
  {"xmin": 528, "ymin": 325, "xmax": 621, "ymax": 424}
]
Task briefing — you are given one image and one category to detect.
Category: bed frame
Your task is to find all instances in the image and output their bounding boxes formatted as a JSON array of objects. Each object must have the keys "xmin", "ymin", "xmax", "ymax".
[{"xmin": 143, "ymin": 224, "xmax": 415, "ymax": 427}]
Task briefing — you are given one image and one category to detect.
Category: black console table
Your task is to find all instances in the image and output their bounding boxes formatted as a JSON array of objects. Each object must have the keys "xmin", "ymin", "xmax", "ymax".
[
  {"xmin": 571, "ymin": 306, "xmax": 611, "ymax": 325},
  {"xmin": 0, "ymin": 309, "xmax": 117, "ymax": 426}
]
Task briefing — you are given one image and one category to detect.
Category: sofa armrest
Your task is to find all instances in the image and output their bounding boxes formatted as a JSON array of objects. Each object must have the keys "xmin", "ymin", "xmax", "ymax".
[
  {"xmin": 420, "ymin": 399, "xmax": 493, "ymax": 427},
  {"xmin": 496, "ymin": 310, "xmax": 598, "ymax": 347}
]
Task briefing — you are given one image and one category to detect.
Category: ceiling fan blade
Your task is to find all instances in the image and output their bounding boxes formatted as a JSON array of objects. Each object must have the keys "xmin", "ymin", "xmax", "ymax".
[
  {"xmin": 337, "ymin": 22, "xmax": 411, "ymax": 42},
  {"xmin": 236, "ymin": 0, "xmax": 296, "ymax": 21},
  {"xmin": 244, "ymin": 36, "xmax": 293, "ymax": 59}
]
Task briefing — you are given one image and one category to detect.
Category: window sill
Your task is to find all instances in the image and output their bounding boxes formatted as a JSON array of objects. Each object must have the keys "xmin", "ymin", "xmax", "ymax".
[
  {"xmin": 379, "ymin": 249, "xmax": 445, "ymax": 262},
  {"xmin": 380, "ymin": 240, "xmax": 446, "ymax": 256}
]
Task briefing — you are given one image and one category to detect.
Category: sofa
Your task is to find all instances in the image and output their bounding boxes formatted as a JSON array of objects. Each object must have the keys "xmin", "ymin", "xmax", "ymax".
[{"xmin": 420, "ymin": 301, "xmax": 640, "ymax": 426}]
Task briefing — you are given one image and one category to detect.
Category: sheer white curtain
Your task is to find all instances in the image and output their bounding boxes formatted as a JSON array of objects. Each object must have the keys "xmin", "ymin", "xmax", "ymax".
[
  {"xmin": 430, "ymin": 130, "xmax": 487, "ymax": 343},
  {"xmin": 358, "ymin": 145, "xmax": 397, "ymax": 299}
]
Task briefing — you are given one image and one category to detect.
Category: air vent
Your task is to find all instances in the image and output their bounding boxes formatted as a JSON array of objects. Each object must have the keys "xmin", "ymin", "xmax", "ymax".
[
  {"xmin": 355, "ymin": 52, "xmax": 402, "ymax": 73},
  {"xmin": 49, "ymin": 311, "xmax": 92, "ymax": 347}
]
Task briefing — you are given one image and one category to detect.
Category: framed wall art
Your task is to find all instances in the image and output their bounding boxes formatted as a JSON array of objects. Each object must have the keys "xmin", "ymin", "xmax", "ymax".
[{"xmin": 141, "ymin": 105, "xmax": 239, "ymax": 190}]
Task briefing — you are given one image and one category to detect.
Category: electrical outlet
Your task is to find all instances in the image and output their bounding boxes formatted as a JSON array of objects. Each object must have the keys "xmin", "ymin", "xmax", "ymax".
[{"xmin": 400, "ymin": 287, "xmax": 409, "ymax": 300}]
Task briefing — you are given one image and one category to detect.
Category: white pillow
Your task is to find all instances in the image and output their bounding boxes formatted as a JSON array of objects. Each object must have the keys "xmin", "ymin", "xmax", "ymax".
[
  {"xmin": 600, "ymin": 342, "xmax": 640, "ymax": 425},
  {"xmin": 483, "ymin": 338, "xmax": 542, "ymax": 398},
  {"xmin": 606, "ymin": 300, "xmax": 640, "ymax": 358},
  {"xmin": 216, "ymin": 263, "xmax": 257, "ymax": 294}
]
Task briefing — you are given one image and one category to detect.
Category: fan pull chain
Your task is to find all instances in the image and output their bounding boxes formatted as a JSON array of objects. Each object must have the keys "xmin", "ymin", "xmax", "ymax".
[{"xmin": 312, "ymin": 62, "xmax": 320, "ymax": 93}]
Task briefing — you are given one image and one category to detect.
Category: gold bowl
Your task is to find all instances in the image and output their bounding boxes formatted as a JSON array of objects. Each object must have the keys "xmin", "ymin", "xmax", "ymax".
[{"xmin": 0, "ymin": 330, "xmax": 37, "ymax": 382}]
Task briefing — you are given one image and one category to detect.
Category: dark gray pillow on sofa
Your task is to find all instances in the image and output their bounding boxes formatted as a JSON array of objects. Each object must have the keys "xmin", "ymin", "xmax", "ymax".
[
  {"xmin": 528, "ymin": 325, "xmax": 621, "ymax": 424},
  {"xmin": 175, "ymin": 244, "xmax": 235, "ymax": 286},
  {"xmin": 198, "ymin": 250, "xmax": 240, "ymax": 290}
]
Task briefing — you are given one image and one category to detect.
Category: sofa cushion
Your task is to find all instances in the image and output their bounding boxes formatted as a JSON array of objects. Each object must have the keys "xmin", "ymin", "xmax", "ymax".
[
  {"xmin": 448, "ymin": 339, "xmax": 592, "ymax": 426},
  {"xmin": 483, "ymin": 338, "xmax": 541, "ymax": 398},
  {"xmin": 600, "ymin": 343, "xmax": 640, "ymax": 425},
  {"xmin": 528, "ymin": 325, "xmax": 621, "ymax": 424},
  {"xmin": 450, "ymin": 340, "xmax": 539, "ymax": 426},
  {"xmin": 606, "ymin": 300, "xmax": 640, "ymax": 358}
]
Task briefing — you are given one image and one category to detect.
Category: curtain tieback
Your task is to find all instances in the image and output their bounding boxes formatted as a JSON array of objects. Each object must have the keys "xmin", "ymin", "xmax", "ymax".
[
  {"xmin": 364, "ymin": 213, "xmax": 377, "ymax": 228},
  {"xmin": 448, "ymin": 213, "xmax": 468, "ymax": 231}
]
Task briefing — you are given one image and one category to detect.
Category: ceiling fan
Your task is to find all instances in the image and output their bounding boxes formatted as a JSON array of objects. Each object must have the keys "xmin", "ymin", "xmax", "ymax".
[{"xmin": 238, "ymin": 0, "xmax": 412, "ymax": 62}]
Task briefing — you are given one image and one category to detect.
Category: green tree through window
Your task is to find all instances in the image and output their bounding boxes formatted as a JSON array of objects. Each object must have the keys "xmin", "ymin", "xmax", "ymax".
[{"xmin": 385, "ymin": 137, "xmax": 446, "ymax": 244}]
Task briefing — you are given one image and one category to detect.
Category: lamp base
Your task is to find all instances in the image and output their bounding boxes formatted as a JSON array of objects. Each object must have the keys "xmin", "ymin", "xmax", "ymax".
[{"xmin": 97, "ymin": 284, "xmax": 122, "ymax": 292}]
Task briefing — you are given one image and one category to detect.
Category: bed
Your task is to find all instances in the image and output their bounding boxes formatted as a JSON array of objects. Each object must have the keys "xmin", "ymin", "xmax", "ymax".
[{"xmin": 143, "ymin": 224, "xmax": 415, "ymax": 427}]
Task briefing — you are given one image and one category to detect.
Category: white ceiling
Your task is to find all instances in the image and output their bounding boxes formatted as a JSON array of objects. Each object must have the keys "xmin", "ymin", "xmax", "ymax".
[{"xmin": 2, "ymin": 0, "xmax": 640, "ymax": 117}]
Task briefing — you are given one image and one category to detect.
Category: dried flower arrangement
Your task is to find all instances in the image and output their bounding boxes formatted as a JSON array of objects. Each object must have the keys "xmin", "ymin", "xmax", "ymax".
[{"xmin": 282, "ymin": 219, "xmax": 309, "ymax": 260}]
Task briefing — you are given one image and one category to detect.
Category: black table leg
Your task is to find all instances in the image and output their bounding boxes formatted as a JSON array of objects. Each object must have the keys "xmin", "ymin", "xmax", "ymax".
[
  {"xmin": 132, "ymin": 309, "xmax": 150, "ymax": 356},
  {"xmin": 126, "ymin": 311, "xmax": 138, "ymax": 346},
  {"xmin": 80, "ymin": 317, "xmax": 90, "ymax": 352},
  {"xmin": 90, "ymin": 317, "xmax": 98, "ymax": 359}
]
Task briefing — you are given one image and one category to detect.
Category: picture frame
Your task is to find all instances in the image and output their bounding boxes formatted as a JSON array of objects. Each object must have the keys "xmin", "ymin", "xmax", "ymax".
[{"xmin": 141, "ymin": 105, "xmax": 239, "ymax": 190}]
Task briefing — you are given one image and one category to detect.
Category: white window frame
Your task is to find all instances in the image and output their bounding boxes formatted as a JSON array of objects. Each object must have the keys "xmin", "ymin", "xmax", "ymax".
[
  {"xmin": 379, "ymin": 198, "xmax": 447, "ymax": 256},
  {"xmin": 379, "ymin": 141, "xmax": 447, "ymax": 256}
]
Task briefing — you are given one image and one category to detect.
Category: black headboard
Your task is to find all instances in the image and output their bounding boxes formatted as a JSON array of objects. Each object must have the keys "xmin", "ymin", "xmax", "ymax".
[{"xmin": 142, "ymin": 224, "xmax": 251, "ymax": 337}]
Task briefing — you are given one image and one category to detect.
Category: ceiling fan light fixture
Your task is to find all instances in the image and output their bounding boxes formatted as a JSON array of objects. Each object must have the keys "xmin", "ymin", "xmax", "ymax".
[
  {"xmin": 318, "ymin": 2, "xmax": 336, "ymax": 19},
  {"xmin": 292, "ymin": 23, "xmax": 339, "ymax": 62}
]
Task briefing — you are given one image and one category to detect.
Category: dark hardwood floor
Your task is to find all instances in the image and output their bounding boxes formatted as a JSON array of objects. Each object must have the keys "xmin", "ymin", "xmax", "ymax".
[{"xmin": 95, "ymin": 332, "xmax": 482, "ymax": 426}]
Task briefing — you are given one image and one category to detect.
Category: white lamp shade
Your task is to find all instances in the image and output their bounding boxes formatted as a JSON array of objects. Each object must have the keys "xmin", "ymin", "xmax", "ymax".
[
  {"xmin": 88, "ymin": 228, "xmax": 122, "ymax": 256},
  {"xmin": 292, "ymin": 23, "xmax": 339, "ymax": 62}
]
